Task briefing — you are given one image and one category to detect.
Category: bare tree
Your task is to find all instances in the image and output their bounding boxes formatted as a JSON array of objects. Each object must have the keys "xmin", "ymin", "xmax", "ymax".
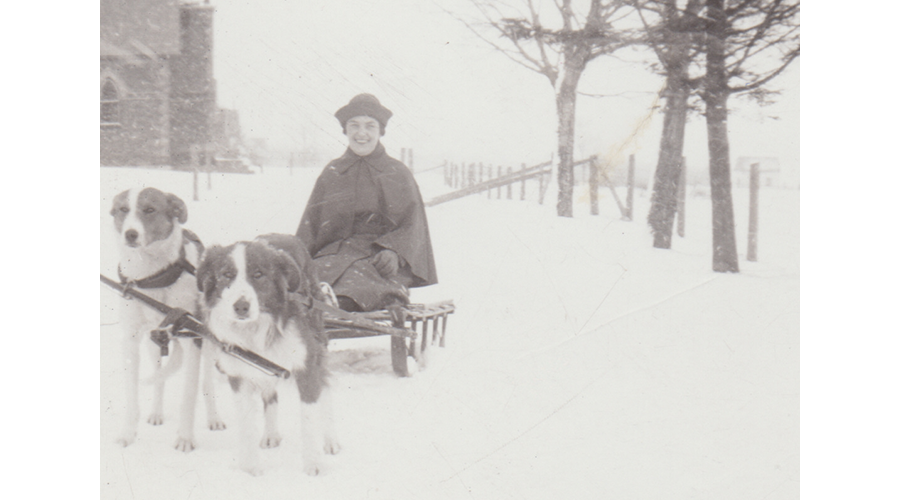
[
  {"xmin": 633, "ymin": 0, "xmax": 704, "ymax": 249},
  {"xmin": 455, "ymin": 0, "xmax": 631, "ymax": 217},
  {"xmin": 634, "ymin": 0, "xmax": 798, "ymax": 271},
  {"xmin": 701, "ymin": 0, "xmax": 799, "ymax": 272}
]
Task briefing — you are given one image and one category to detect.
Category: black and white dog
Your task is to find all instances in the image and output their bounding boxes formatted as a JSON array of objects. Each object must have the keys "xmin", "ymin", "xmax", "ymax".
[
  {"xmin": 110, "ymin": 187, "xmax": 225, "ymax": 451},
  {"xmin": 197, "ymin": 233, "xmax": 339, "ymax": 476}
]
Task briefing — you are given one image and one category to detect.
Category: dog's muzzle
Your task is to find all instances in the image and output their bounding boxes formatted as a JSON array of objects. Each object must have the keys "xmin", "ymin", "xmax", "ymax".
[
  {"xmin": 124, "ymin": 229, "xmax": 140, "ymax": 247},
  {"xmin": 233, "ymin": 297, "xmax": 251, "ymax": 319}
]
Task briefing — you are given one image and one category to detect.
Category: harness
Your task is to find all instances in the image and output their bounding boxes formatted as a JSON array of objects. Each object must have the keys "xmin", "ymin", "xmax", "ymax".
[
  {"xmin": 118, "ymin": 229, "xmax": 204, "ymax": 289},
  {"xmin": 117, "ymin": 229, "xmax": 205, "ymax": 355}
]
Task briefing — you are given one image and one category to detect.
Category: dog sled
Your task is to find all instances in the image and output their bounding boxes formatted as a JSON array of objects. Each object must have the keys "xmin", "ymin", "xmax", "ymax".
[
  {"xmin": 320, "ymin": 299, "xmax": 456, "ymax": 377},
  {"xmin": 100, "ymin": 274, "xmax": 454, "ymax": 378}
]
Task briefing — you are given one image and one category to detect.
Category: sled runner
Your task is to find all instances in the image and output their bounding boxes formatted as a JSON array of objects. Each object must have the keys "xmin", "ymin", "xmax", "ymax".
[{"xmin": 101, "ymin": 273, "xmax": 454, "ymax": 378}]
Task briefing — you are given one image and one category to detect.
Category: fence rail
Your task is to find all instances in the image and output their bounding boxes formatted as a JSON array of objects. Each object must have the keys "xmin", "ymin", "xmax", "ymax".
[
  {"xmin": 426, "ymin": 160, "xmax": 554, "ymax": 207},
  {"xmin": 428, "ymin": 156, "xmax": 635, "ymax": 221}
]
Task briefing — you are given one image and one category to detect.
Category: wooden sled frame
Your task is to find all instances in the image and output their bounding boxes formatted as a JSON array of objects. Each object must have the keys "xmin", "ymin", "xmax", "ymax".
[{"xmin": 324, "ymin": 300, "xmax": 455, "ymax": 377}]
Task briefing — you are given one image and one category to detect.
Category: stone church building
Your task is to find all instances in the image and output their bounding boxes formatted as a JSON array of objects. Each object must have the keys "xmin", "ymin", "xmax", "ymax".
[{"xmin": 101, "ymin": 0, "xmax": 242, "ymax": 169}]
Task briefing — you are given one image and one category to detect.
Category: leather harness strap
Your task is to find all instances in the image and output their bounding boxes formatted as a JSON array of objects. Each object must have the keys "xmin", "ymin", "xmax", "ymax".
[{"xmin": 118, "ymin": 229, "xmax": 202, "ymax": 290}]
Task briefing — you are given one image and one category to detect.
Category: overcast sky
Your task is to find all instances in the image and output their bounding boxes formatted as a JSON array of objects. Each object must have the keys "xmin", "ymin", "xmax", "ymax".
[{"xmin": 211, "ymin": 0, "xmax": 800, "ymax": 184}]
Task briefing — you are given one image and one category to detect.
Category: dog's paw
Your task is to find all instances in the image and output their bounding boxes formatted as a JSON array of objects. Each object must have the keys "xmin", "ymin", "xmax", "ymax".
[
  {"xmin": 260, "ymin": 433, "xmax": 282, "ymax": 449},
  {"xmin": 174, "ymin": 437, "xmax": 195, "ymax": 453},
  {"xmin": 324, "ymin": 438, "xmax": 341, "ymax": 455},
  {"xmin": 241, "ymin": 465, "xmax": 264, "ymax": 477},
  {"xmin": 147, "ymin": 413, "xmax": 164, "ymax": 426},
  {"xmin": 116, "ymin": 432, "xmax": 136, "ymax": 448},
  {"xmin": 208, "ymin": 419, "xmax": 227, "ymax": 431},
  {"xmin": 302, "ymin": 461, "xmax": 321, "ymax": 476}
]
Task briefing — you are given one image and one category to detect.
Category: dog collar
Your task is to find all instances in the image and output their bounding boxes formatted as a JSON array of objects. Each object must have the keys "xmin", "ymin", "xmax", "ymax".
[
  {"xmin": 118, "ymin": 247, "xmax": 195, "ymax": 289},
  {"xmin": 118, "ymin": 230, "xmax": 202, "ymax": 289}
]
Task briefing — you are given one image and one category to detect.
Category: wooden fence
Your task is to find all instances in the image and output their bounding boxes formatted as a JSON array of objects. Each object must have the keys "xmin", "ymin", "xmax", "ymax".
[{"xmin": 428, "ymin": 155, "xmax": 637, "ymax": 221}]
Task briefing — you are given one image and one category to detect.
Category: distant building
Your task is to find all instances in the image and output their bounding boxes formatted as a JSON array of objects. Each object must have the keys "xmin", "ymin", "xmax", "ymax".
[
  {"xmin": 100, "ymin": 0, "xmax": 243, "ymax": 169},
  {"xmin": 735, "ymin": 157, "xmax": 781, "ymax": 188}
]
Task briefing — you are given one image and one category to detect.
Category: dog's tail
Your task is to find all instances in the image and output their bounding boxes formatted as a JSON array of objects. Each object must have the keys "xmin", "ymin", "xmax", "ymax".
[{"xmin": 142, "ymin": 339, "xmax": 185, "ymax": 385}]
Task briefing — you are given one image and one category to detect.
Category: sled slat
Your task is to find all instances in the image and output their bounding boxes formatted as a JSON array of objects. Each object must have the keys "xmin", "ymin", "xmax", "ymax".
[{"xmin": 324, "ymin": 300, "xmax": 455, "ymax": 375}]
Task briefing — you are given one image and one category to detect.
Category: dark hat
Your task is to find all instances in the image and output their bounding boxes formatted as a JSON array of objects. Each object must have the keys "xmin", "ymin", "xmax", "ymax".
[{"xmin": 335, "ymin": 94, "xmax": 393, "ymax": 132}]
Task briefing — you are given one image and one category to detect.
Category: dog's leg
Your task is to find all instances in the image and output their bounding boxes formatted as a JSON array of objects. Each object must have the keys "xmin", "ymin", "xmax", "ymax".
[
  {"xmin": 201, "ymin": 342, "xmax": 226, "ymax": 431},
  {"xmin": 295, "ymin": 373, "xmax": 324, "ymax": 476},
  {"xmin": 300, "ymin": 400, "xmax": 323, "ymax": 476},
  {"xmin": 174, "ymin": 339, "xmax": 201, "ymax": 452},
  {"xmin": 147, "ymin": 345, "xmax": 165, "ymax": 426},
  {"xmin": 260, "ymin": 390, "xmax": 281, "ymax": 448},
  {"xmin": 319, "ymin": 386, "xmax": 340, "ymax": 455},
  {"xmin": 230, "ymin": 376, "xmax": 262, "ymax": 476},
  {"xmin": 117, "ymin": 331, "xmax": 142, "ymax": 447}
]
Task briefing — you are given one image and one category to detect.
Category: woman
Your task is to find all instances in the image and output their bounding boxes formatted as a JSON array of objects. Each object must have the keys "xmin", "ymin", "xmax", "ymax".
[{"xmin": 296, "ymin": 94, "xmax": 437, "ymax": 312}]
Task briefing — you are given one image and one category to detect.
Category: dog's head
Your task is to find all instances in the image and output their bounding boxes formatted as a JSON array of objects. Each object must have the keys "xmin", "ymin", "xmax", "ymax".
[
  {"xmin": 197, "ymin": 240, "xmax": 305, "ymax": 326},
  {"xmin": 110, "ymin": 187, "xmax": 187, "ymax": 248}
]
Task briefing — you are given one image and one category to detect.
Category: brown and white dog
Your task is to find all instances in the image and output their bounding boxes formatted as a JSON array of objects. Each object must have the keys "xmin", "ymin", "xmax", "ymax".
[
  {"xmin": 110, "ymin": 187, "xmax": 225, "ymax": 451},
  {"xmin": 197, "ymin": 233, "xmax": 339, "ymax": 476}
]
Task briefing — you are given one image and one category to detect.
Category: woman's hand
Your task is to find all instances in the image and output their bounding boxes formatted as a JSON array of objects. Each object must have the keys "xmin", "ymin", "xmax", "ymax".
[{"xmin": 371, "ymin": 249, "xmax": 400, "ymax": 278}]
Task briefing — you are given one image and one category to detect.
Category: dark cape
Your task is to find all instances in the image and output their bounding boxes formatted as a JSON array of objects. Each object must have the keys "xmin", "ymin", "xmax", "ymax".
[{"xmin": 296, "ymin": 143, "xmax": 437, "ymax": 310}]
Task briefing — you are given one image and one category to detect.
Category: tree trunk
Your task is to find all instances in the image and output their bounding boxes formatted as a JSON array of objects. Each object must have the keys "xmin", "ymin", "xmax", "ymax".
[
  {"xmin": 648, "ymin": 69, "xmax": 690, "ymax": 248},
  {"xmin": 704, "ymin": 0, "xmax": 740, "ymax": 273},
  {"xmin": 705, "ymin": 92, "xmax": 739, "ymax": 273},
  {"xmin": 555, "ymin": 68, "xmax": 582, "ymax": 218}
]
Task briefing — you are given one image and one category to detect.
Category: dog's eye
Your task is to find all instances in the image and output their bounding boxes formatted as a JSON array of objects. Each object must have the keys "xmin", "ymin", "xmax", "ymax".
[
  {"xmin": 253, "ymin": 271, "xmax": 265, "ymax": 279},
  {"xmin": 223, "ymin": 271, "xmax": 236, "ymax": 280},
  {"xmin": 144, "ymin": 207, "xmax": 155, "ymax": 214},
  {"xmin": 119, "ymin": 207, "xmax": 129, "ymax": 214}
]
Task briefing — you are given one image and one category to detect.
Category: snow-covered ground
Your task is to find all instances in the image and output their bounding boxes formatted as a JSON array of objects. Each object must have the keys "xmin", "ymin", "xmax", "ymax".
[{"xmin": 99, "ymin": 164, "xmax": 798, "ymax": 500}]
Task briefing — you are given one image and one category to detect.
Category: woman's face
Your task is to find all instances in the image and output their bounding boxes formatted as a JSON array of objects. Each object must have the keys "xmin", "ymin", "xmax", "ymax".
[{"xmin": 345, "ymin": 115, "xmax": 381, "ymax": 156}]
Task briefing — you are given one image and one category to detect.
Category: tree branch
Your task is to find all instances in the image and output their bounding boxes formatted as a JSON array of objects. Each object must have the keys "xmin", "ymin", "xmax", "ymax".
[{"xmin": 728, "ymin": 47, "xmax": 798, "ymax": 94}]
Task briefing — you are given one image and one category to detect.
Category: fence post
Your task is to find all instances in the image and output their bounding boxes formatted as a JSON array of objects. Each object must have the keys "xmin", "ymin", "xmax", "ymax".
[
  {"xmin": 747, "ymin": 162, "xmax": 760, "ymax": 261},
  {"xmin": 409, "ymin": 148, "xmax": 414, "ymax": 173},
  {"xmin": 589, "ymin": 156, "xmax": 599, "ymax": 216},
  {"xmin": 676, "ymin": 156, "xmax": 686, "ymax": 237},
  {"xmin": 507, "ymin": 167, "xmax": 512, "ymax": 199},
  {"xmin": 479, "ymin": 162, "xmax": 484, "ymax": 185},
  {"xmin": 624, "ymin": 154, "xmax": 635, "ymax": 220},
  {"xmin": 538, "ymin": 171, "xmax": 545, "ymax": 205},
  {"xmin": 190, "ymin": 144, "xmax": 200, "ymax": 201},
  {"xmin": 487, "ymin": 165, "xmax": 493, "ymax": 199},
  {"xmin": 521, "ymin": 163, "xmax": 526, "ymax": 200},
  {"xmin": 206, "ymin": 142, "xmax": 215, "ymax": 190},
  {"xmin": 469, "ymin": 163, "xmax": 475, "ymax": 188},
  {"xmin": 538, "ymin": 162, "xmax": 551, "ymax": 206}
]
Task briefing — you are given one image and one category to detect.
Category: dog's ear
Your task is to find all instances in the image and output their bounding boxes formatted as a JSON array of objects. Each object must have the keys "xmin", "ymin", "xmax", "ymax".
[
  {"xmin": 196, "ymin": 247, "xmax": 220, "ymax": 293},
  {"xmin": 275, "ymin": 250, "xmax": 303, "ymax": 293},
  {"xmin": 110, "ymin": 190, "xmax": 128, "ymax": 216},
  {"xmin": 166, "ymin": 193, "xmax": 188, "ymax": 224}
]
